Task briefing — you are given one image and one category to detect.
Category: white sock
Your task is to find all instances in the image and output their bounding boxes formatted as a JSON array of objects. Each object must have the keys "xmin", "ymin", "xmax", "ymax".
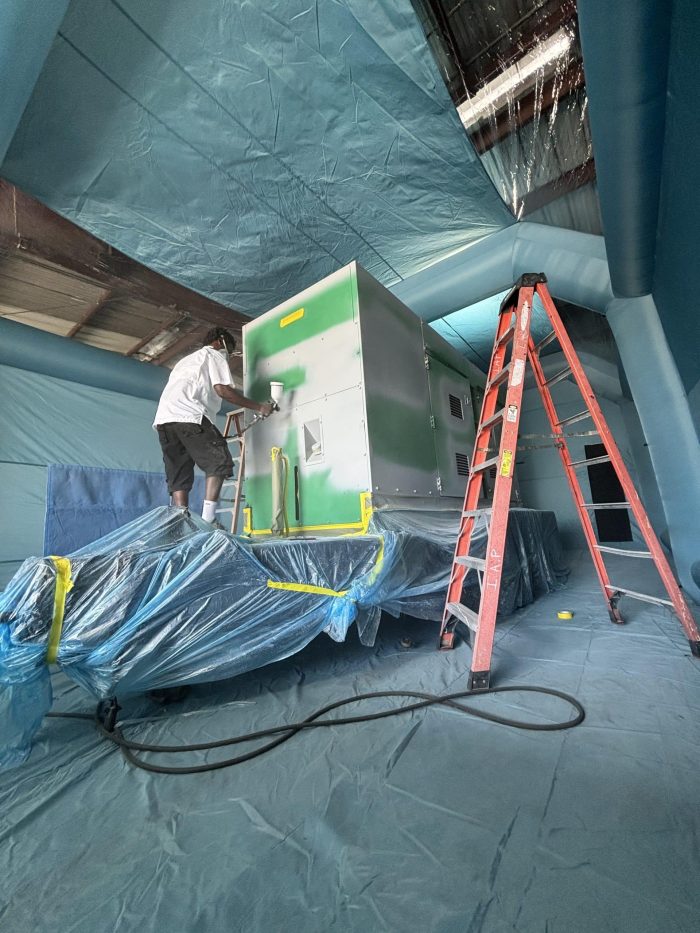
[{"xmin": 202, "ymin": 499, "xmax": 217, "ymax": 522}]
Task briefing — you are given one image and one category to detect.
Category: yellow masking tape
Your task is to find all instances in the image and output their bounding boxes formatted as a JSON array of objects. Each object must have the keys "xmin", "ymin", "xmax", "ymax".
[
  {"xmin": 46, "ymin": 556, "xmax": 74, "ymax": 664},
  {"xmin": 267, "ymin": 580, "xmax": 348, "ymax": 598},
  {"xmin": 280, "ymin": 307, "xmax": 304, "ymax": 328}
]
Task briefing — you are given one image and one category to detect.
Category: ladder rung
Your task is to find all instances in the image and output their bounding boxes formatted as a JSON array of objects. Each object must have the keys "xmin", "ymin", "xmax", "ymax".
[
  {"xmin": 471, "ymin": 455, "xmax": 501, "ymax": 475},
  {"xmin": 496, "ymin": 324, "xmax": 515, "ymax": 348},
  {"xmin": 605, "ymin": 585, "xmax": 673, "ymax": 608},
  {"xmin": 595, "ymin": 545, "xmax": 652, "ymax": 558},
  {"xmin": 462, "ymin": 508, "xmax": 492, "ymax": 518},
  {"xmin": 215, "ymin": 507, "xmax": 234, "ymax": 514},
  {"xmin": 557, "ymin": 410, "xmax": 592, "ymax": 428},
  {"xmin": 486, "ymin": 364, "xmax": 511, "ymax": 391},
  {"xmin": 544, "ymin": 365, "xmax": 572, "ymax": 388},
  {"xmin": 570, "ymin": 454, "xmax": 610, "ymax": 469},
  {"xmin": 455, "ymin": 555, "xmax": 486, "ymax": 571},
  {"xmin": 534, "ymin": 330, "xmax": 558, "ymax": 353},
  {"xmin": 478, "ymin": 408, "xmax": 505, "ymax": 433},
  {"xmin": 581, "ymin": 502, "xmax": 630, "ymax": 510},
  {"xmin": 446, "ymin": 602, "xmax": 479, "ymax": 631}
]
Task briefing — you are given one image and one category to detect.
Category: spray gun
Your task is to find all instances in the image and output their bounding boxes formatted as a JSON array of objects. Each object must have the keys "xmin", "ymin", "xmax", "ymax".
[{"xmin": 240, "ymin": 381, "xmax": 283, "ymax": 434}]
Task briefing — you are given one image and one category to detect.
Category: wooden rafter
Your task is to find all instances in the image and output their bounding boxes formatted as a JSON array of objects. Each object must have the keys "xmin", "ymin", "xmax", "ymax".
[
  {"xmin": 152, "ymin": 325, "xmax": 210, "ymax": 366},
  {"xmin": 518, "ymin": 157, "xmax": 596, "ymax": 216},
  {"xmin": 0, "ymin": 180, "xmax": 246, "ymax": 335},
  {"xmin": 125, "ymin": 310, "xmax": 186, "ymax": 357},
  {"xmin": 66, "ymin": 289, "xmax": 113, "ymax": 338},
  {"xmin": 470, "ymin": 58, "xmax": 585, "ymax": 154}
]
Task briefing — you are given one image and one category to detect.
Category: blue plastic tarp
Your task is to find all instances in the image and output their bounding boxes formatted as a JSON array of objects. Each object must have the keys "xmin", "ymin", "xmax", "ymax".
[
  {"xmin": 0, "ymin": 505, "xmax": 566, "ymax": 770},
  {"xmin": 1, "ymin": 0, "xmax": 512, "ymax": 314}
]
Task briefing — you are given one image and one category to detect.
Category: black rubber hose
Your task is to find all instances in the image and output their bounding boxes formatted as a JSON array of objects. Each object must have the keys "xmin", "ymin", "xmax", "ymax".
[{"xmin": 51, "ymin": 685, "xmax": 584, "ymax": 776}]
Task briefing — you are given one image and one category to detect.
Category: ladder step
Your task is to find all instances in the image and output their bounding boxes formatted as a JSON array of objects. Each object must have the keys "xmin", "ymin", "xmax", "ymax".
[
  {"xmin": 455, "ymin": 555, "xmax": 486, "ymax": 571},
  {"xmin": 544, "ymin": 365, "xmax": 572, "ymax": 388},
  {"xmin": 557, "ymin": 409, "xmax": 592, "ymax": 428},
  {"xmin": 486, "ymin": 364, "xmax": 511, "ymax": 391},
  {"xmin": 446, "ymin": 602, "xmax": 480, "ymax": 631},
  {"xmin": 594, "ymin": 545, "xmax": 653, "ymax": 558},
  {"xmin": 605, "ymin": 585, "xmax": 673, "ymax": 608},
  {"xmin": 478, "ymin": 408, "xmax": 505, "ymax": 433},
  {"xmin": 215, "ymin": 507, "xmax": 234, "ymax": 514},
  {"xmin": 496, "ymin": 324, "xmax": 515, "ymax": 348},
  {"xmin": 471, "ymin": 455, "xmax": 501, "ymax": 475},
  {"xmin": 570, "ymin": 454, "xmax": 611, "ymax": 469},
  {"xmin": 534, "ymin": 330, "xmax": 558, "ymax": 353},
  {"xmin": 462, "ymin": 508, "xmax": 493, "ymax": 518},
  {"xmin": 581, "ymin": 502, "xmax": 630, "ymax": 510}
]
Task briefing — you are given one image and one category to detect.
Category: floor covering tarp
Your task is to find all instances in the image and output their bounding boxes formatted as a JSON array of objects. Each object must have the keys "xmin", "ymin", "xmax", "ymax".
[{"xmin": 1, "ymin": 551, "xmax": 699, "ymax": 931}]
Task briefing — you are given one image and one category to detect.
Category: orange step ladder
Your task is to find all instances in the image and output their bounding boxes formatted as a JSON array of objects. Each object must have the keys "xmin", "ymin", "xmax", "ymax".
[{"xmin": 440, "ymin": 273, "xmax": 700, "ymax": 689}]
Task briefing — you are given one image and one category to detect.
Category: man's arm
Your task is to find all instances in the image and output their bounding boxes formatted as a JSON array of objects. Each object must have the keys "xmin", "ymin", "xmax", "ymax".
[{"xmin": 214, "ymin": 384, "xmax": 274, "ymax": 416}]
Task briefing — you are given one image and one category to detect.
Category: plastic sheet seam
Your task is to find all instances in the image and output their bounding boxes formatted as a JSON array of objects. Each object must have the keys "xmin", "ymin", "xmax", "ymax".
[{"xmin": 46, "ymin": 557, "xmax": 73, "ymax": 664}]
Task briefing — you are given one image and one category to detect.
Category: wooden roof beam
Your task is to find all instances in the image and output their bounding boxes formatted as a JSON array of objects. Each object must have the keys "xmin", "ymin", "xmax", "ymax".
[{"xmin": 66, "ymin": 289, "xmax": 113, "ymax": 338}]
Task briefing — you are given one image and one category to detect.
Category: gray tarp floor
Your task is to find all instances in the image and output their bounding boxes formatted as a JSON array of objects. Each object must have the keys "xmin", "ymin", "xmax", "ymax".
[{"xmin": 2, "ymin": 550, "xmax": 699, "ymax": 933}]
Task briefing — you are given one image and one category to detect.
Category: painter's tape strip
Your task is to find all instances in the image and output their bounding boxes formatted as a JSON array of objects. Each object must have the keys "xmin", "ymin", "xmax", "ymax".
[
  {"xmin": 46, "ymin": 557, "xmax": 74, "ymax": 664},
  {"xmin": 267, "ymin": 580, "xmax": 348, "ymax": 598},
  {"xmin": 280, "ymin": 307, "xmax": 304, "ymax": 328}
]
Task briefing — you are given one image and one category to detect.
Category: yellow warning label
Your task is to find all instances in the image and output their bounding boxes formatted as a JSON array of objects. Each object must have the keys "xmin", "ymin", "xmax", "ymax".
[
  {"xmin": 280, "ymin": 307, "xmax": 304, "ymax": 328},
  {"xmin": 500, "ymin": 449, "xmax": 513, "ymax": 477}
]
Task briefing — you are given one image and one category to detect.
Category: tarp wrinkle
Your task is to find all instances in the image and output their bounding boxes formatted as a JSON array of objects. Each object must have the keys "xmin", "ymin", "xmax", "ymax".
[{"xmin": 0, "ymin": 504, "xmax": 566, "ymax": 771}]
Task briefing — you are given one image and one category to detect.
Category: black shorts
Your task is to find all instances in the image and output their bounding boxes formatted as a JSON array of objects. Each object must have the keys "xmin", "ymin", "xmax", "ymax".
[{"xmin": 156, "ymin": 418, "xmax": 234, "ymax": 493}]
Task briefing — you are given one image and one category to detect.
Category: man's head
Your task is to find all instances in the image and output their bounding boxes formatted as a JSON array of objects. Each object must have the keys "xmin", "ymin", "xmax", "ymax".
[{"xmin": 206, "ymin": 327, "xmax": 236, "ymax": 357}]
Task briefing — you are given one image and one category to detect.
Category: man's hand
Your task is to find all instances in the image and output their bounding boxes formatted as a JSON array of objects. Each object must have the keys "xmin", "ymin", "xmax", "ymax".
[{"xmin": 214, "ymin": 385, "xmax": 276, "ymax": 416}]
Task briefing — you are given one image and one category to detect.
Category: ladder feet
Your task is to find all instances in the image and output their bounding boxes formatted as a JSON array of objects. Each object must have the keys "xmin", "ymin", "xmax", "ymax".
[
  {"xmin": 690, "ymin": 640, "xmax": 700, "ymax": 659},
  {"xmin": 439, "ymin": 629, "xmax": 456, "ymax": 651},
  {"xmin": 468, "ymin": 669, "xmax": 491, "ymax": 691},
  {"xmin": 607, "ymin": 599, "xmax": 625, "ymax": 625}
]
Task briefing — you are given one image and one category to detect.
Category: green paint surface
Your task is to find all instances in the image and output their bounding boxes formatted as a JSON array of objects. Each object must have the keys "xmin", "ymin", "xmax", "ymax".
[
  {"xmin": 245, "ymin": 268, "xmax": 357, "ymax": 366},
  {"xmin": 248, "ymin": 364, "xmax": 307, "ymax": 403},
  {"xmin": 364, "ymin": 394, "xmax": 436, "ymax": 471},
  {"xmin": 246, "ymin": 466, "xmax": 363, "ymax": 532}
]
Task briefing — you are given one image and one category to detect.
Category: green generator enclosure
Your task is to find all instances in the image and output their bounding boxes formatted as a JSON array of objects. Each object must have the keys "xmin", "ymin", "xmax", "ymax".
[{"xmin": 242, "ymin": 262, "xmax": 484, "ymax": 535}]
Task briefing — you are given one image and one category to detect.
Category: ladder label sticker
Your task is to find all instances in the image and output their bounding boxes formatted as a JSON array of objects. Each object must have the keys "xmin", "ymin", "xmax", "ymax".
[
  {"xmin": 507, "ymin": 404, "xmax": 518, "ymax": 423},
  {"xmin": 511, "ymin": 359, "xmax": 525, "ymax": 386},
  {"xmin": 280, "ymin": 307, "xmax": 305, "ymax": 328},
  {"xmin": 500, "ymin": 449, "xmax": 513, "ymax": 477},
  {"xmin": 520, "ymin": 301, "xmax": 530, "ymax": 331}
]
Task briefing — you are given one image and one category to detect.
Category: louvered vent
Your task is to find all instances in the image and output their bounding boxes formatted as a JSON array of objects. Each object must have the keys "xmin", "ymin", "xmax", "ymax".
[
  {"xmin": 455, "ymin": 452, "xmax": 470, "ymax": 475},
  {"xmin": 449, "ymin": 394, "xmax": 464, "ymax": 419}
]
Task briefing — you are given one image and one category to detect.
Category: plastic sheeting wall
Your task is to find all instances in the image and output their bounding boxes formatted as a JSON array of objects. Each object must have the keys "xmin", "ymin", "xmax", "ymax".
[
  {"xmin": 0, "ymin": 364, "xmax": 166, "ymax": 586},
  {"xmin": 0, "ymin": 0, "xmax": 512, "ymax": 315},
  {"xmin": 517, "ymin": 383, "xmax": 646, "ymax": 548}
]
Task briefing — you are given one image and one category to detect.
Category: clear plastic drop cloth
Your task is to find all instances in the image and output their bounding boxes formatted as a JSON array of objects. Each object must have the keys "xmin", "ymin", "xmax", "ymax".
[{"xmin": 0, "ymin": 505, "xmax": 566, "ymax": 770}]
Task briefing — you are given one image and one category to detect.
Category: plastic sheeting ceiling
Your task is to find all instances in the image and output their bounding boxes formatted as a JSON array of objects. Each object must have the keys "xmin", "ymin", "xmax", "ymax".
[
  {"xmin": 0, "ymin": 505, "xmax": 566, "ymax": 770},
  {"xmin": 1, "ymin": 0, "xmax": 512, "ymax": 314}
]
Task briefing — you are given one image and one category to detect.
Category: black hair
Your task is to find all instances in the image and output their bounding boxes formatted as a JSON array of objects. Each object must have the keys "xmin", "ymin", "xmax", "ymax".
[{"xmin": 205, "ymin": 327, "xmax": 236, "ymax": 355}]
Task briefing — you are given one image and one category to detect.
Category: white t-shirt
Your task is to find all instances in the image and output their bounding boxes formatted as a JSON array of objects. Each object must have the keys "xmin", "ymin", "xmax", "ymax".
[{"xmin": 153, "ymin": 346, "xmax": 233, "ymax": 427}]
